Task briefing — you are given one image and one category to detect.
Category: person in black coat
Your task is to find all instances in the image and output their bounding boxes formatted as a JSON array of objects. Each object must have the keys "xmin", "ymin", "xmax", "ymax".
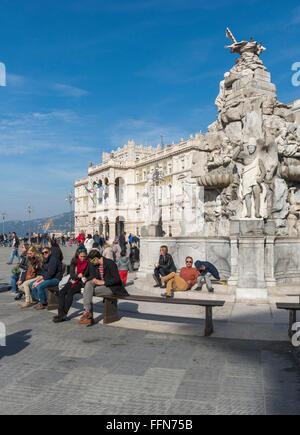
[
  {"xmin": 78, "ymin": 249, "xmax": 129, "ymax": 325},
  {"xmin": 53, "ymin": 247, "xmax": 94, "ymax": 323},
  {"xmin": 50, "ymin": 238, "xmax": 64, "ymax": 262},
  {"xmin": 153, "ymin": 245, "xmax": 176, "ymax": 288}
]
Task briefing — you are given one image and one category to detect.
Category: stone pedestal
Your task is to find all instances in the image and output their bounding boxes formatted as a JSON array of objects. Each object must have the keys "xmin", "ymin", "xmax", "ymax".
[
  {"xmin": 236, "ymin": 237, "xmax": 267, "ymax": 300},
  {"xmin": 141, "ymin": 224, "xmax": 162, "ymax": 237}
]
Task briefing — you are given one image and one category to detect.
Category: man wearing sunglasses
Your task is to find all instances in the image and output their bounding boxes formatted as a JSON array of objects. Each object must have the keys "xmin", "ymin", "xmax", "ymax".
[
  {"xmin": 78, "ymin": 249, "xmax": 129, "ymax": 326},
  {"xmin": 29, "ymin": 247, "xmax": 63, "ymax": 310},
  {"xmin": 161, "ymin": 256, "xmax": 200, "ymax": 298}
]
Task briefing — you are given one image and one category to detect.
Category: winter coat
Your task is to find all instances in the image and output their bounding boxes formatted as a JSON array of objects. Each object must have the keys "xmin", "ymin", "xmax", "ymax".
[{"xmin": 92, "ymin": 257, "xmax": 129, "ymax": 296}]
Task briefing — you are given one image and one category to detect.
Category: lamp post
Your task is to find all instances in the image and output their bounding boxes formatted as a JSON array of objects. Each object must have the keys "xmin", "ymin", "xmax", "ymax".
[
  {"xmin": 27, "ymin": 204, "xmax": 32, "ymax": 241},
  {"xmin": 66, "ymin": 192, "xmax": 73, "ymax": 236},
  {"xmin": 1, "ymin": 212, "xmax": 6, "ymax": 235}
]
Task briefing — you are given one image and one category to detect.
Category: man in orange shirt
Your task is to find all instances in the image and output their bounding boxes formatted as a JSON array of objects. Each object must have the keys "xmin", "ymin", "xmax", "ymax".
[{"xmin": 161, "ymin": 257, "xmax": 200, "ymax": 298}]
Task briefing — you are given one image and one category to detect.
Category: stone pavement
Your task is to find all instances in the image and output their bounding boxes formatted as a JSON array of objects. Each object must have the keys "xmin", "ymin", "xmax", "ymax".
[{"xmin": 0, "ymin": 246, "xmax": 300, "ymax": 415}]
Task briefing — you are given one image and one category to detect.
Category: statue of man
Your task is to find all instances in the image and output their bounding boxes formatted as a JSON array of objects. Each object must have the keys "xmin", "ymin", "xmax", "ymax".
[{"xmin": 233, "ymin": 137, "xmax": 266, "ymax": 218}]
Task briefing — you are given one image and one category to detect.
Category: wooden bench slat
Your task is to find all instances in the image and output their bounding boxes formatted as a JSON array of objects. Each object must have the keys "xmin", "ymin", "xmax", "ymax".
[
  {"xmin": 104, "ymin": 294, "xmax": 225, "ymax": 307},
  {"xmin": 102, "ymin": 294, "xmax": 225, "ymax": 337},
  {"xmin": 276, "ymin": 303, "xmax": 300, "ymax": 310}
]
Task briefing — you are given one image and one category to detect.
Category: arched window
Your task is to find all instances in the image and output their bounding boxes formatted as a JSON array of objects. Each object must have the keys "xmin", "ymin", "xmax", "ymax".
[
  {"xmin": 115, "ymin": 216, "xmax": 125, "ymax": 237},
  {"xmin": 115, "ymin": 177, "xmax": 125, "ymax": 204}
]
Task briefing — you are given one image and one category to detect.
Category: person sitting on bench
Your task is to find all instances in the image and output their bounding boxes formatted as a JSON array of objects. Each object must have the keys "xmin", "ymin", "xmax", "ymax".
[
  {"xmin": 194, "ymin": 260, "xmax": 220, "ymax": 293},
  {"xmin": 53, "ymin": 247, "xmax": 95, "ymax": 323},
  {"xmin": 29, "ymin": 247, "xmax": 63, "ymax": 310},
  {"xmin": 153, "ymin": 245, "xmax": 176, "ymax": 288},
  {"xmin": 78, "ymin": 249, "xmax": 129, "ymax": 326},
  {"xmin": 161, "ymin": 256, "xmax": 200, "ymax": 298}
]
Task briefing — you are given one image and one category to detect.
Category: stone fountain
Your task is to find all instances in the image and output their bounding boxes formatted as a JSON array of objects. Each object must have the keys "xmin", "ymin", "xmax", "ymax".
[{"xmin": 139, "ymin": 29, "xmax": 300, "ymax": 301}]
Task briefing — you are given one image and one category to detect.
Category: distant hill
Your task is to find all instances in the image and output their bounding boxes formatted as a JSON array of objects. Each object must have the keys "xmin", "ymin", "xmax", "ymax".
[{"xmin": 2, "ymin": 212, "xmax": 74, "ymax": 237}]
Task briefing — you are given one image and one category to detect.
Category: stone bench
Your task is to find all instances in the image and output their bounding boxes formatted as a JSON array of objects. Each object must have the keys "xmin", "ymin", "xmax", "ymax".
[
  {"xmin": 102, "ymin": 295, "xmax": 225, "ymax": 336},
  {"xmin": 276, "ymin": 302, "xmax": 300, "ymax": 338}
]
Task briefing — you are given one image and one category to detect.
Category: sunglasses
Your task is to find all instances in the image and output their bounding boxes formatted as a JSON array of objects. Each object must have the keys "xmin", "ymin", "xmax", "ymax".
[
  {"xmin": 42, "ymin": 251, "xmax": 50, "ymax": 255},
  {"xmin": 186, "ymin": 261, "xmax": 193, "ymax": 263}
]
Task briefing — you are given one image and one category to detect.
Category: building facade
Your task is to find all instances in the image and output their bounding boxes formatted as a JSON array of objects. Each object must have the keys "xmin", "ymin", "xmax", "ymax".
[{"xmin": 74, "ymin": 135, "xmax": 204, "ymax": 241}]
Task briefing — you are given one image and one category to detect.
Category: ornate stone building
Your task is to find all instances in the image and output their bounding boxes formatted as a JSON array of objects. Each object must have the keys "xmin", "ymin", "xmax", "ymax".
[{"xmin": 74, "ymin": 137, "xmax": 203, "ymax": 240}]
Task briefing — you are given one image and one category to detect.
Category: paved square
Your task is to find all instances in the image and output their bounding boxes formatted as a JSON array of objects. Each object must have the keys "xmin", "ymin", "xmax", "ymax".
[{"xmin": 0, "ymin": 247, "xmax": 300, "ymax": 415}]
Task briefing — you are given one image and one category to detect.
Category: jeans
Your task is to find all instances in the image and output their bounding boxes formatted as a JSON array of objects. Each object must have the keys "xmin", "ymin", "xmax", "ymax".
[
  {"xmin": 197, "ymin": 273, "xmax": 213, "ymax": 291},
  {"xmin": 83, "ymin": 281, "xmax": 113, "ymax": 313},
  {"xmin": 10, "ymin": 274, "xmax": 20, "ymax": 292},
  {"xmin": 30, "ymin": 278, "xmax": 60, "ymax": 305},
  {"xmin": 8, "ymin": 248, "xmax": 21, "ymax": 264}
]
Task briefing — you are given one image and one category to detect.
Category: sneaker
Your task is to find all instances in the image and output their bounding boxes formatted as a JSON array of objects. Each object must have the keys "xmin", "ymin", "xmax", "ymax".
[
  {"xmin": 77, "ymin": 312, "xmax": 93, "ymax": 326},
  {"xmin": 160, "ymin": 291, "xmax": 173, "ymax": 298},
  {"xmin": 15, "ymin": 291, "xmax": 24, "ymax": 301},
  {"xmin": 34, "ymin": 302, "xmax": 47, "ymax": 310},
  {"xmin": 21, "ymin": 302, "xmax": 35, "ymax": 309},
  {"xmin": 208, "ymin": 288, "xmax": 214, "ymax": 293}
]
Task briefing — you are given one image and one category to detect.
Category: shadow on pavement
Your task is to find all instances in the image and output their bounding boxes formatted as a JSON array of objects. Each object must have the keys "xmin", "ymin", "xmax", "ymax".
[
  {"xmin": 0, "ymin": 283, "xmax": 10, "ymax": 293},
  {"xmin": 0, "ymin": 329, "xmax": 32, "ymax": 360}
]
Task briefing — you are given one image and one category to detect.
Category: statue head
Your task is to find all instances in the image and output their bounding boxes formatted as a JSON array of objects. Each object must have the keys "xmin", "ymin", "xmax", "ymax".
[{"xmin": 247, "ymin": 137, "xmax": 257, "ymax": 155}]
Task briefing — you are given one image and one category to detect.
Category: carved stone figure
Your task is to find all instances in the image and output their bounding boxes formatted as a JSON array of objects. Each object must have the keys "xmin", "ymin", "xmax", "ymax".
[{"xmin": 233, "ymin": 138, "xmax": 266, "ymax": 218}]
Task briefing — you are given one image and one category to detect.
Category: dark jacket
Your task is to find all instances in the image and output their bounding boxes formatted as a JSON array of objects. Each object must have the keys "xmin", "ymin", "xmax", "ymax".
[
  {"xmin": 129, "ymin": 246, "xmax": 140, "ymax": 262},
  {"xmin": 69, "ymin": 260, "xmax": 94, "ymax": 283},
  {"xmin": 158, "ymin": 253, "xmax": 176, "ymax": 273},
  {"xmin": 12, "ymin": 236, "xmax": 20, "ymax": 249},
  {"xmin": 51, "ymin": 246, "xmax": 64, "ymax": 262},
  {"xmin": 194, "ymin": 261, "xmax": 220, "ymax": 280},
  {"xmin": 93, "ymin": 234, "xmax": 100, "ymax": 244},
  {"xmin": 92, "ymin": 257, "xmax": 129, "ymax": 296},
  {"xmin": 19, "ymin": 254, "xmax": 29, "ymax": 282},
  {"xmin": 42, "ymin": 254, "xmax": 63, "ymax": 281}
]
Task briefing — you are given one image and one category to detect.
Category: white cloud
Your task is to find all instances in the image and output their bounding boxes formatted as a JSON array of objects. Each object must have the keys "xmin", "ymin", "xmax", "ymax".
[{"xmin": 53, "ymin": 83, "xmax": 90, "ymax": 97}]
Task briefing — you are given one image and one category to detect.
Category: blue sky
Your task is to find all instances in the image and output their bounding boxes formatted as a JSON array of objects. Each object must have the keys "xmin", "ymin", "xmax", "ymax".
[{"xmin": 0, "ymin": 0, "xmax": 299, "ymax": 220}]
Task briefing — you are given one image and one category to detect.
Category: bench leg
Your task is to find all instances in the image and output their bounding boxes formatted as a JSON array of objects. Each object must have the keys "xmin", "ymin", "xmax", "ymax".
[
  {"xmin": 103, "ymin": 298, "xmax": 119, "ymax": 325},
  {"xmin": 288, "ymin": 310, "xmax": 297, "ymax": 338},
  {"xmin": 47, "ymin": 289, "xmax": 59, "ymax": 311},
  {"xmin": 204, "ymin": 306, "xmax": 214, "ymax": 337}
]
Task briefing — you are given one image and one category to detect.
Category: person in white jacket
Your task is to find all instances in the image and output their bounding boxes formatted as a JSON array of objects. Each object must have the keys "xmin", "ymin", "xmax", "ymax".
[{"xmin": 84, "ymin": 234, "xmax": 94, "ymax": 253}]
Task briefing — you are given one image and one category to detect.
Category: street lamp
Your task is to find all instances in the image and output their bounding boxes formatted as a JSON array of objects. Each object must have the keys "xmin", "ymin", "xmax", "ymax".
[
  {"xmin": 1, "ymin": 212, "xmax": 6, "ymax": 235},
  {"xmin": 27, "ymin": 204, "xmax": 32, "ymax": 241},
  {"xmin": 66, "ymin": 192, "xmax": 74, "ymax": 236}
]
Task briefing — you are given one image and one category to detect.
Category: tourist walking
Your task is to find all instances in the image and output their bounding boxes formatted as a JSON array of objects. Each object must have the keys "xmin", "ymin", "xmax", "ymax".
[
  {"xmin": 117, "ymin": 251, "xmax": 131, "ymax": 285},
  {"xmin": 112, "ymin": 240, "xmax": 122, "ymax": 263},
  {"xmin": 129, "ymin": 242, "xmax": 140, "ymax": 271},
  {"xmin": 84, "ymin": 234, "xmax": 94, "ymax": 253},
  {"xmin": 103, "ymin": 243, "xmax": 114, "ymax": 261},
  {"xmin": 7, "ymin": 232, "xmax": 21, "ymax": 265}
]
